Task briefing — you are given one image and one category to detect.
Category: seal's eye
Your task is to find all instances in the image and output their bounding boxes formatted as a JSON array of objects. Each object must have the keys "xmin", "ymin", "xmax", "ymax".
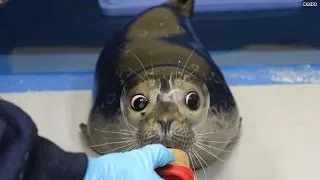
[
  {"xmin": 131, "ymin": 94, "xmax": 148, "ymax": 111},
  {"xmin": 185, "ymin": 91, "xmax": 200, "ymax": 111}
]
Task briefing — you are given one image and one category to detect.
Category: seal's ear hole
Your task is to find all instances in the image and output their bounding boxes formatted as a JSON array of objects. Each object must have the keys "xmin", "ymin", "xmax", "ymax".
[
  {"xmin": 185, "ymin": 91, "xmax": 200, "ymax": 111},
  {"xmin": 131, "ymin": 94, "xmax": 149, "ymax": 111}
]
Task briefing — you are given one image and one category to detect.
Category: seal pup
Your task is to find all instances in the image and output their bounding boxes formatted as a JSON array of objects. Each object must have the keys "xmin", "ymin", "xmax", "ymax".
[{"xmin": 80, "ymin": 0, "xmax": 242, "ymax": 174}]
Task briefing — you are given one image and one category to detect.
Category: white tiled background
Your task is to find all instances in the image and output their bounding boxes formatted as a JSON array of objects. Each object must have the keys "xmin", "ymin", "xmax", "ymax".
[{"xmin": 1, "ymin": 84, "xmax": 320, "ymax": 180}]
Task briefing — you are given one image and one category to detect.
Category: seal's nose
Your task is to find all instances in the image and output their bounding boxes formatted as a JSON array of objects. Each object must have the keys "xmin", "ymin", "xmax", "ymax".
[{"xmin": 157, "ymin": 119, "xmax": 173, "ymax": 133}]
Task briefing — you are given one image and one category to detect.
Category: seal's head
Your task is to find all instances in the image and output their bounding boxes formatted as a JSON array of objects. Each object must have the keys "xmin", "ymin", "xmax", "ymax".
[
  {"xmin": 121, "ymin": 69, "xmax": 210, "ymax": 151},
  {"xmin": 80, "ymin": 0, "xmax": 241, "ymax": 170}
]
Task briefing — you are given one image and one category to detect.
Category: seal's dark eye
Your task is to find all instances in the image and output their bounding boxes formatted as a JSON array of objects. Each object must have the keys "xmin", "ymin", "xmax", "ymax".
[
  {"xmin": 185, "ymin": 91, "xmax": 200, "ymax": 110},
  {"xmin": 130, "ymin": 94, "xmax": 148, "ymax": 111}
]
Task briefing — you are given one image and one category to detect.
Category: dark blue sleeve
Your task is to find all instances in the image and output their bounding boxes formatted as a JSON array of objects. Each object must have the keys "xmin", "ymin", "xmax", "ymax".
[{"xmin": 0, "ymin": 99, "xmax": 88, "ymax": 180}]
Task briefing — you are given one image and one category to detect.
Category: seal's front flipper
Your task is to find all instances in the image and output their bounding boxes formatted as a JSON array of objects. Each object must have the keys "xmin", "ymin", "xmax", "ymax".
[
  {"xmin": 79, "ymin": 123, "xmax": 90, "ymax": 143},
  {"xmin": 167, "ymin": 0, "xmax": 194, "ymax": 18}
]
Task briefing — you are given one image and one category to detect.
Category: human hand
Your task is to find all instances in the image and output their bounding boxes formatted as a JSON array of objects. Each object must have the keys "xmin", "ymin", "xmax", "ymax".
[{"xmin": 84, "ymin": 144, "xmax": 175, "ymax": 180}]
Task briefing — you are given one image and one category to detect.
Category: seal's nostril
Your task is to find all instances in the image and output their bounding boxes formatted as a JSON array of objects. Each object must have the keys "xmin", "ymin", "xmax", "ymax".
[{"xmin": 157, "ymin": 120, "xmax": 173, "ymax": 132}]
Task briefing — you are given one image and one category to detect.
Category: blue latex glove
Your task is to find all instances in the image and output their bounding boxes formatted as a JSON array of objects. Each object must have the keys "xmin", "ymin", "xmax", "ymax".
[{"xmin": 84, "ymin": 144, "xmax": 175, "ymax": 180}]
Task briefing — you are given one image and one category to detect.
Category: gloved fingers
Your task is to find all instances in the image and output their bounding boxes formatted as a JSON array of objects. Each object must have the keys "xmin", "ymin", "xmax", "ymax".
[
  {"xmin": 84, "ymin": 157, "xmax": 105, "ymax": 180},
  {"xmin": 140, "ymin": 144, "xmax": 175, "ymax": 168}
]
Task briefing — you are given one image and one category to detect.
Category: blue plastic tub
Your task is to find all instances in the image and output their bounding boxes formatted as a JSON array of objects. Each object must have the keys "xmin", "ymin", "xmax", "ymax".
[
  {"xmin": 98, "ymin": 0, "xmax": 302, "ymax": 16},
  {"xmin": 0, "ymin": 0, "xmax": 319, "ymax": 92},
  {"xmin": 0, "ymin": 0, "xmax": 319, "ymax": 53}
]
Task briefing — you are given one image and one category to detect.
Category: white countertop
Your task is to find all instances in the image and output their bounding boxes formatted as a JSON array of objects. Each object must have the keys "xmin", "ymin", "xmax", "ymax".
[{"xmin": 2, "ymin": 84, "xmax": 320, "ymax": 180}]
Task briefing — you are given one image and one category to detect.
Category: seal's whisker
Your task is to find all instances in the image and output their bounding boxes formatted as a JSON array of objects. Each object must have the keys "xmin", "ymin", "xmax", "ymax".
[
  {"xmin": 195, "ymin": 138, "xmax": 238, "ymax": 143},
  {"xmin": 183, "ymin": 68, "xmax": 197, "ymax": 82},
  {"xmin": 103, "ymin": 128, "xmax": 134, "ymax": 133},
  {"xmin": 196, "ymin": 123, "xmax": 240, "ymax": 136},
  {"xmin": 188, "ymin": 151, "xmax": 198, "ymax": 180},
  {"xmin": 192, "ymin": 149, "xmax": 208, "ymax": 180},
  {"xmin": 93, "ymin": 128, "xmax": 136, "ymax": 136},
  {"xmin": 195, "ymin": 141, "xmax": 233, "ymax": 152},
  {"xmin": 175, "ymin": 60, "xmax": 181, "ymax": 79},
  {"xmin": 101, "ymin": 137, "xmax": 137, "ymax": 140},
  {"xmin": 194, "ymin": 144, "xmax": 226, "ymax": 164},
  {"xmin": 100, "ymin": 142, "xmax": 136, "ymax": 154},
  {"xmin": 192, "ymin": 120, "xmax": 207, "ymax": 131},
  {"xmin": 132, "ymin": 53, "xmax": 150, "ymax": 81},
  {"xmin": 180, "ymin": 48, "xmax": 195, "ymax": 79},
  {"xmin": 149, "ymin": 53, "xmax": 155, "ymax": 81},
  {"xmin": 123, "ymin": 117, "xmax": 138, "ymax": 132},
  {"xmin": 88, "ymin": 139, "xmax": 135, "ymax": 148},
  {"xmin": 129, "ymin": 68, "xmax": 147, "ymax": 82},
  {"xmin": 121, "ymin": 129, "xmax": 136, "ymax": 133},
  {"xmin": 120, "ymin": 108, "xmax": 138, "ymax": 132},
  {"xmin": 122, "ymin": 144, "xmax": 137, "ymax": 152},
  {"xmin": 94, "ymin": 130, "xmax": 136, "ymax": 136},
  {"xmin": 192, "ymin": 149, "xmax": 209, "ymax": 167}
]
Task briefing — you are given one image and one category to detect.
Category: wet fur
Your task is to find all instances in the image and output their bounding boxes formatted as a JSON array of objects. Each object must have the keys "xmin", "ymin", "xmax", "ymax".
[{"xmin": 80, "ymin": 0, "xmax": 242, "ymax": 174}]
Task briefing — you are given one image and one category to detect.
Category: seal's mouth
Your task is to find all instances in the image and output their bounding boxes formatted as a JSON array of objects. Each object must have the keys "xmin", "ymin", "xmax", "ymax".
[
  {"xmin": 160, "ymin": 139, "xmax": 173, "ymax": 149},
  {"xmin": 138, "ymin": 119, "xmax": 195, "ymax": 152}
]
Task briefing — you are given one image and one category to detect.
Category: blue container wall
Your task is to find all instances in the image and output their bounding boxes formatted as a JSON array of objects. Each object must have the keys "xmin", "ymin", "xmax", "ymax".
[
  {"xmin": 0, "ymin": 0, "xmax": 319, "ymax": 92},
  {"xmin": 1, "ymin": 0, "xmax": 319, "ymax": 53}
]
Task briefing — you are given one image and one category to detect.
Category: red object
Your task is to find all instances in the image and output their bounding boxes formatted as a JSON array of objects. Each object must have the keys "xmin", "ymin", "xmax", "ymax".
[{"xmin": 156, "ymin": 164, "xmax": 194, "ymax": 180}]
